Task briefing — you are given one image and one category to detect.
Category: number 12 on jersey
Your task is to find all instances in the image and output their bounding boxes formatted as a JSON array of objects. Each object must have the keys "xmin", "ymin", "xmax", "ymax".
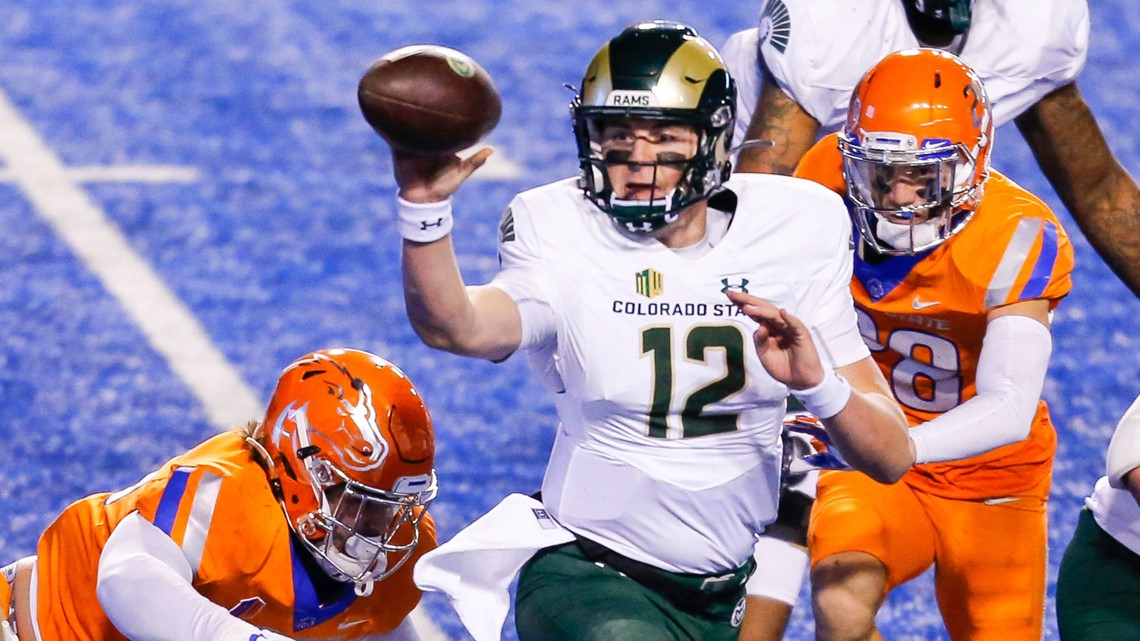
[{"xmin": 641, "ymin": 324, "xmax": 746, "ymax": 439}]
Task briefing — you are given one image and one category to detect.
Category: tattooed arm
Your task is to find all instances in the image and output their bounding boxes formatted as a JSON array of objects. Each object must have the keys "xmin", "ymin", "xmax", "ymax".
[
  {"xmin": 1016, "ymin": 82, "xmax": 1140, "ymax": 296},
  {"xmin": 735, "ymin": 63, "xmax": 821, "ymax": 175}
]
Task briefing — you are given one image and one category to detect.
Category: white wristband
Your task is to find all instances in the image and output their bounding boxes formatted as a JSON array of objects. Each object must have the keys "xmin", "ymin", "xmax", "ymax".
[
  {"xmin": 790, "ymin": 372, "xmax": 852, "ymax": 420},
  {"xmin": 396, "ymin": 196, "xmax": 454, "ymax": 242}
]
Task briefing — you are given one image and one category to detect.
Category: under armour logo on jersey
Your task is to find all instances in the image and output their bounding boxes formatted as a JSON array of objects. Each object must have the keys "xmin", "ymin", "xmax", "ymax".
[
  {"xmin": 720, "ymin": 277, "xmax": 749, "ymax": 294},
  {"xmin": 420, "ymin": 218, "xmax": 445, "ymax": 230}
]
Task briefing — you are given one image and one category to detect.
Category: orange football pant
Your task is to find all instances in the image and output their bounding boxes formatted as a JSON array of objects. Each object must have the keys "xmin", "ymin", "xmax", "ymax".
[{"xmin": 809, "ymin": 470, "xmax": 1047, "ymax": 641}]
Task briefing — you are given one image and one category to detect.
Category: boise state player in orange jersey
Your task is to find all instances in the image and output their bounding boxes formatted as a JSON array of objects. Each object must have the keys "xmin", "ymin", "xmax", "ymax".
[
  {"xmin": 0, "ymin": 349, "xmax": 438, "ymax": 641},
  {"xmin": 793, "ymin": 50, "xmax": 1074, "ymax": 641}
]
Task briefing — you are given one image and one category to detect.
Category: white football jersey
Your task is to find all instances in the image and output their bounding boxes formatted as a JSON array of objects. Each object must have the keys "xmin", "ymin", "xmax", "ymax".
[
  {"xmin": 489, "ymin": 175, "xmax": 867, "ymax": 573},
  {"xmin": 1086, "ymin": 476, "xmax": 1140, "ymax": 557},
  {"xmin": 722, "ymin": 0, "xmax": 1089, "ymax": 145},
  {"xmin": 1088, "ymin": 393, "xmax": 1140, "ymax": 555}
]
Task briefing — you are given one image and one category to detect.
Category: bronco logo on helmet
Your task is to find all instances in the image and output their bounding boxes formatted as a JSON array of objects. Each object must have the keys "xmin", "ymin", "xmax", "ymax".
[{"xmin": 254, "ymin": 348, "xmax": 437, "ymax": 594}]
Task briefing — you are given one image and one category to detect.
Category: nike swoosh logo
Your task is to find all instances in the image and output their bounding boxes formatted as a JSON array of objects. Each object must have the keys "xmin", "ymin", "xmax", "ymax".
[
  {"xmin": 912, "ymin": 297, "xmax": 940, "ymax": 310},
  {"xmin": 983, "ymin": 497, "xmax": 1020, "ymax": 506},
  {"xmin": 338, "ymin": 620, "xmax": 369, "ymax": 630}
]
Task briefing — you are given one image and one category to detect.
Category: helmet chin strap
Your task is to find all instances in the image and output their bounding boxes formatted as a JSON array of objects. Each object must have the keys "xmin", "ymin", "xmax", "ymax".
[
  {"xmin": 608, "ymin": 187, "xmax": 682, "ymax": 232},
  {"xmin": 355, "ymin": 580, "xmax": 375, "ymax": 597},
  {"xmin": 609, "ymin": 192, "xmax": 677, "ymax": 210},
  {"xmin": 876, "ymin": 217, "xmax": 943, "ymax": 251}
]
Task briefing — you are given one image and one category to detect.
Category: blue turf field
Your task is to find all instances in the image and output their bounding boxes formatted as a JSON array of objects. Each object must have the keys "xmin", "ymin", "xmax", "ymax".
[{"xmin": 0, "ymin": 1, "xmax": 1136, "ymax": 639}]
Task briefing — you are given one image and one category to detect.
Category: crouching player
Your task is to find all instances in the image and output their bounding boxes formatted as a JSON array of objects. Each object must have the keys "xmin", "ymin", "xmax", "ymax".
[{"xmin": 0, "ymin": 349, "xmax": 438, "ymax": 641}]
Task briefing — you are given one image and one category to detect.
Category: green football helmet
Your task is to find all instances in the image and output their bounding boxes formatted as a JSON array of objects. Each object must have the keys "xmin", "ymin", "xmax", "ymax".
[{"xmin": 571, "ymin": 21, "xmax": 736, "ymax": 233}]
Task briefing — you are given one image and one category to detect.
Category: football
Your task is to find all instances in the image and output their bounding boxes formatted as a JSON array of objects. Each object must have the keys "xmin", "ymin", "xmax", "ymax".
[{"xmin": 357, "ymin": 45, "xmax": 502, "ymax": 155}]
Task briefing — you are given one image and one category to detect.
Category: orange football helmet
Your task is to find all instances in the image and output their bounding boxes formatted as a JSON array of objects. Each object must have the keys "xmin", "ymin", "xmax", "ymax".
[
  {"xmin": 255, "ymin": 348, "xmax": 437, "ymax": 594},
  {"xmin": 839, "ymin": 48, "xmax": 993, "ymax": 255}
]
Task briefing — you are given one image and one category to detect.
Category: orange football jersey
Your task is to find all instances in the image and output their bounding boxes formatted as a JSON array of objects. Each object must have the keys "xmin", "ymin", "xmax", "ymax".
[
  {"xmin": 32, "ymin": 431, "xmax": 436, "ymax": 641},
  {"xmin": 796, "ymin": 134, "xmax": 1074, "ymax": 500}
]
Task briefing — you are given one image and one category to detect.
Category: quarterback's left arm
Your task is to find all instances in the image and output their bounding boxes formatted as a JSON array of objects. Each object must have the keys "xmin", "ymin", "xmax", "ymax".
[
  {"xmin": 906, "ymin": 299, "xmax": 1053, "ymax": 464},
  {"xmin": 827, "ymin": 356, "xmax": 914, "ymax": 484},
  {"xmin": 1015, "ymin": 83, "xmax": 1140, "ymax": 296},
  {"xmin": 727, "ymin": 291, "xmax": 914, "ymax": 484}
]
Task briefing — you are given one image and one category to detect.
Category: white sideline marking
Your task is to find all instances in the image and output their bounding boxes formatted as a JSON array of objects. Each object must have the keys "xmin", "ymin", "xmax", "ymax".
[
  {"xmin": 0, "ymin": 89, "xmax": 449, "ymax": 640},
  {"xmin": 0, "ymin": 92, "xmax": 261, "ymax": 428},
  {"xmin": 0, "ymin": 165, "xmax": 201, "ymax": 184}
]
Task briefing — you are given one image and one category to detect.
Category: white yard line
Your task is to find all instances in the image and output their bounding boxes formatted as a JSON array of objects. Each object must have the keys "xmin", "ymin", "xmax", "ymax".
[
  {"xmin": 0, "ymin": 87, "xmax": 448, "ymax": 640},
  {"xmin": 0, "ymin": 92, "xmax": 261, "ymax": 428},
  {"xmin": 0, "ymin": 165, "xmax": 202, "ymax": 183}
]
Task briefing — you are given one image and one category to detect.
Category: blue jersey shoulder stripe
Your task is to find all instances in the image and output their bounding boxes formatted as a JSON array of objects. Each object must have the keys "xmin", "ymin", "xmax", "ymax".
[
  {"xmin": 1019, "ymin": 220, "xmax": 1059, "ymax": 301},
  {"xmin": 153, "ymin": 467, "xmax": 195, "ymax": 535}
]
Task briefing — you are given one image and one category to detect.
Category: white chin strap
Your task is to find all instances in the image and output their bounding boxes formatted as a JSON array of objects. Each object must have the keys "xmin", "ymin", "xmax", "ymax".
[
  {"xmin": 355, "ymin": 580, "xmax": 375, "ymax": 597},
  {"xmin": 876, "ymin": 218, "xmax": 942, "ymax": 251},
  {"xmin": 609, "ymin": 195, "xmax": 674, "ymax": 211},
  {"xmin": 326, "ymin": 534, "xmax": 387, "ymax": 588}
]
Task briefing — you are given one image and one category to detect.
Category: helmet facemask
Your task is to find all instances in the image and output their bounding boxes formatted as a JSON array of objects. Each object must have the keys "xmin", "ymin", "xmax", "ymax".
[
  {"xmin": 571, "ymin": 21, "xmax": 736, "ymax": 234},
  {"xmin": 296, "ymin": 457, "xmax": 437, "ymax": 593},
  {"xmin": 841, "ymin": 133, "xmax": 985, "ymax": 255},
  {"xmin": 257, "ymin": 349, "xmax": 437, "ymax": 597},
  {"xmin": 903, "ymin": 0, "xmax": 972, "ymax": 37},
  {"xmin": 839, "ymin": 49, "xmax": 993, "ymax": 256},
  {"xmin": 574, "ymin": 108, "xmax": 733, "ymax": 233}
]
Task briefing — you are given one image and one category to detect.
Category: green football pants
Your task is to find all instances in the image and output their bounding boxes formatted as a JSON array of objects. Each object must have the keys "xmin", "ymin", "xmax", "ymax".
[
  {"xmin": 514, "ymin": 542, "xmax": 747, "ymax": 641},
  {"xmin": 1056, "ymin": 507, "xmax": 1140, "ymax": 641}
]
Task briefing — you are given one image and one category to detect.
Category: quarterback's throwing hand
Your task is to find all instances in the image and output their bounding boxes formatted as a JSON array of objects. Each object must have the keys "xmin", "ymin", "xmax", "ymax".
[
  {"xmin": 726, "ymin": 290, "xmax": 826, "ymax": 390},
  {"xmin": 393, "ymin": 147, "xmax": 493, "ymax": 204}
]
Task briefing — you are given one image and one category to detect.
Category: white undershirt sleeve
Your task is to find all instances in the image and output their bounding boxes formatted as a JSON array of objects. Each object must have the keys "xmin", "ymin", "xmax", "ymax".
[
  {"xmin": 1106, "ymin": 394, "xmax": 1140, "ymax": 489},
  {"xmin": 97, "ymin": 512, "xmax": 293, "ymax": 641},
  {"xmin": 507, "ymin": 292, "xmax": 557, "ymax": 352},
  {"xmin": 908, "ymin": 314, "xmax": 1052, "ymax": 465}
]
